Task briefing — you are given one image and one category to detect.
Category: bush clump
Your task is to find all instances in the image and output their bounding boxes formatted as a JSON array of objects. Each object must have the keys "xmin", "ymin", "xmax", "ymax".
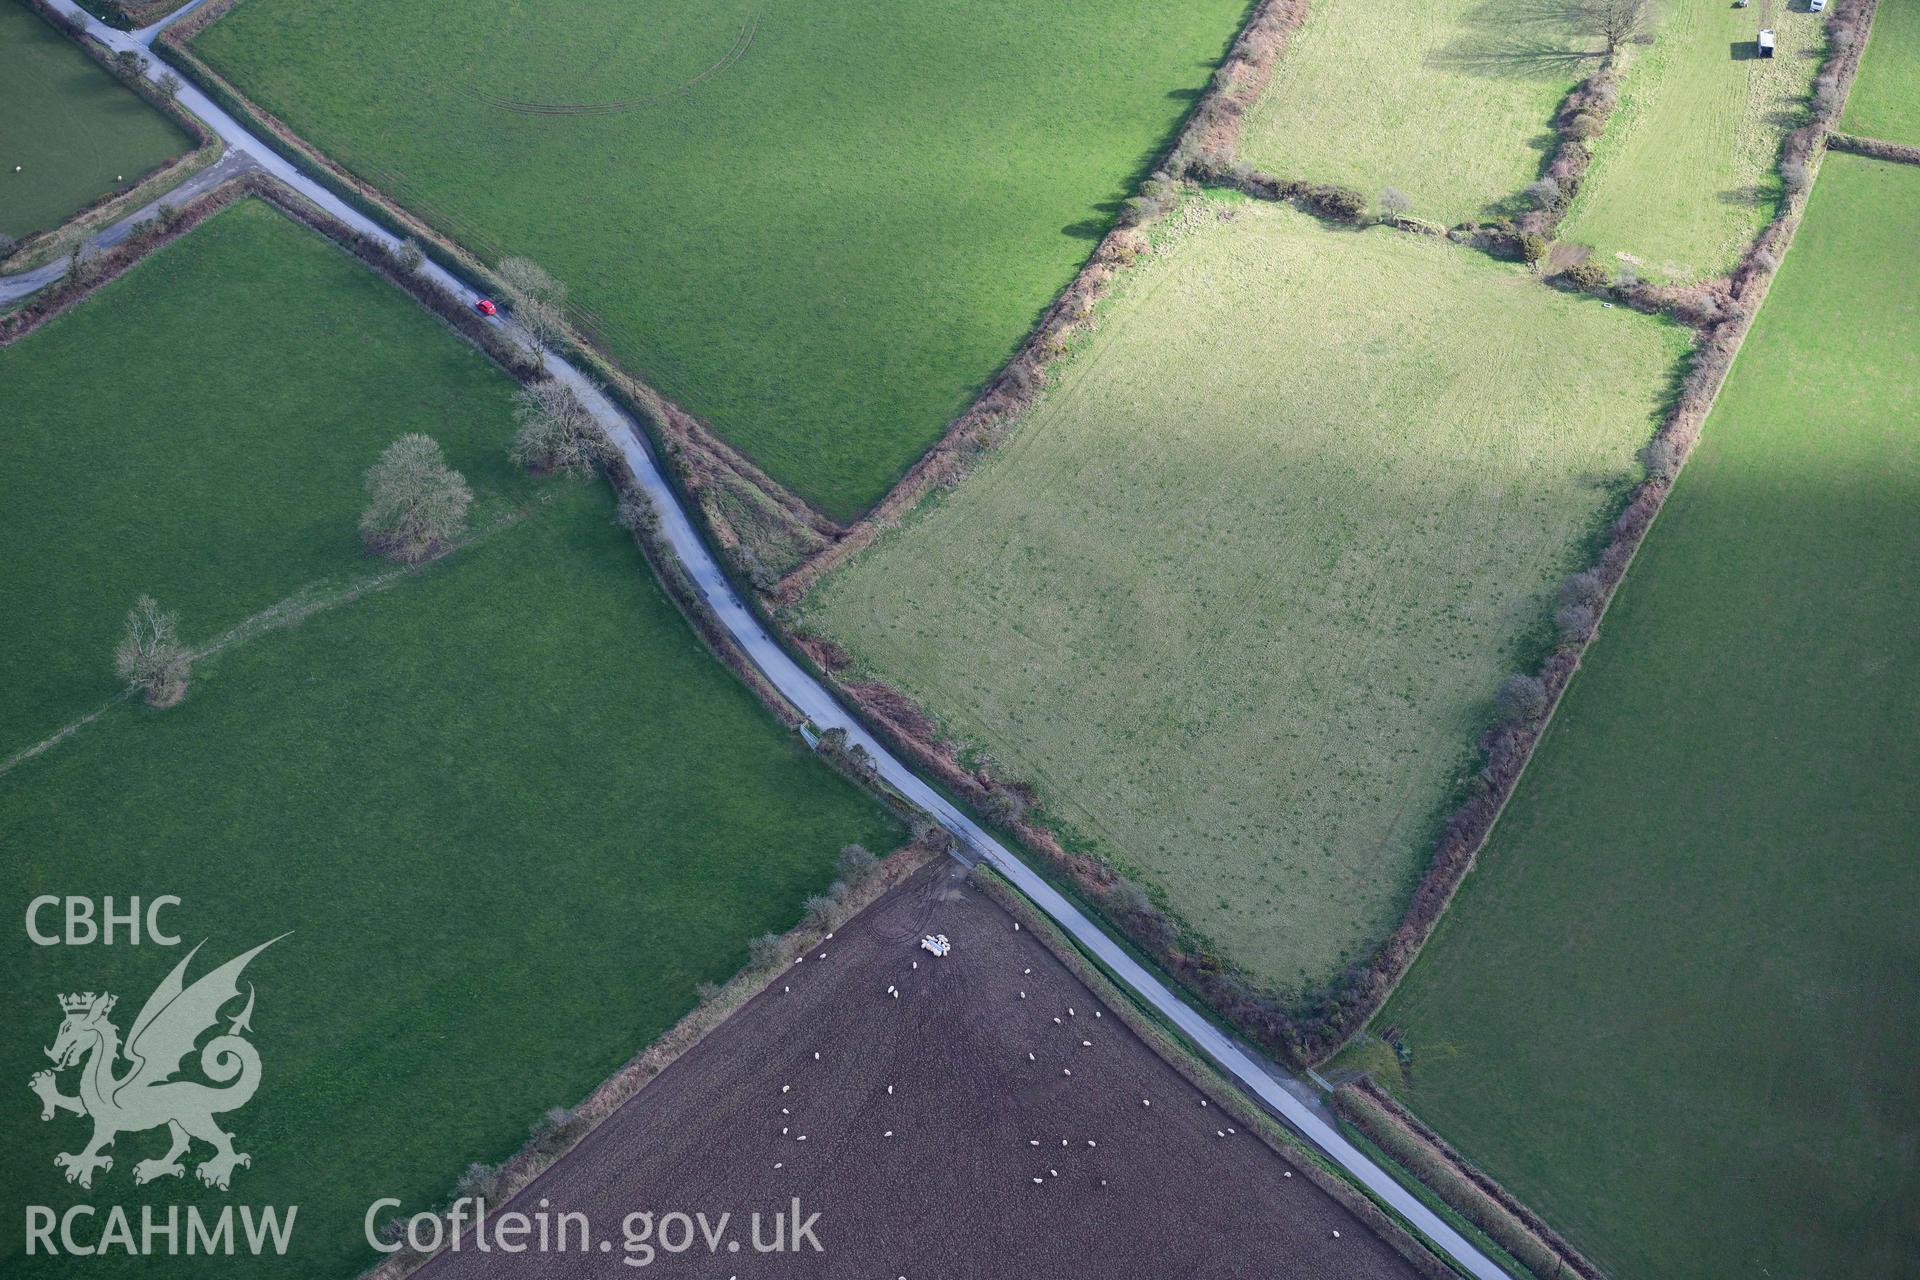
[
  {"xmin": 510, "ymin": 381, "xmax": 614, "ymax": 478},
  {"xmin": 114, "ymin": 595, "xmax": 191, "ymax": 707},
  {"xmin": 360, "ymin": 434, "xmax": 472, "ymax": 563},
  {"xmin": 1638, "ymin": 435, "xmax": 1685, "ymax": 479},
  {"xmin": 1495, "ymin": 674, "xmax": 1548, "ymax": 725},
  {"xmin": 1522, "ymin": 177, "xmax": 1561, "ymax": 211},
  {"xmin": 1301, "ymin": 183, "xmax": 1368, "ymax": 223},
  {"xmin": 1560, "ymin": 258, "xmax": 1610, "ymax": 291}
]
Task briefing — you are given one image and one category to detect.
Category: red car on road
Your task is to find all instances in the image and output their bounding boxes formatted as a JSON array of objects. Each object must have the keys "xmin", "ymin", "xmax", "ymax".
[{"xmin": 474, "ymin": 298, "xmax": 498, "ymax": 317}]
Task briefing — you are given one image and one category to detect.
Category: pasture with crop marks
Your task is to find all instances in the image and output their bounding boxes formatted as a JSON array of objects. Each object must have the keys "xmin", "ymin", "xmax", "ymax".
[
  {"xmin": 0, "ymin": 197, "xmax": 901, "ymax": 1278},
  {"xmin": 807, "ymin": 197, "xmax": 1687, "ymax": 997},
  {"xmin": 1556, "ymin": 0, "xmax": 1825, "ymax": 281},
  {"xmin": 1236, "ymin": 0, "xmax": 1593, "ymax": 224},
  {"xmin": 190, "ymin": 0, "xmax": 1250, "ymax": 520},
  {"xmin": 1842, "ymin": 0, "xmax": 1920, "ymax": 144},
  {"xmin": 0, "ymin": 0, "xmax": 190, "ymax": 240},
  {"xmin": 1364, "ymin": 153, "xmax": 1920, "ymax": 1280}
]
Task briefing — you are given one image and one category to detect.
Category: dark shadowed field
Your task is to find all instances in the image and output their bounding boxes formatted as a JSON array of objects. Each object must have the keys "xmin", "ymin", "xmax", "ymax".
[{"xmin": 423, "ymin": 862, "xmax": 1420, "ymax": 1279}]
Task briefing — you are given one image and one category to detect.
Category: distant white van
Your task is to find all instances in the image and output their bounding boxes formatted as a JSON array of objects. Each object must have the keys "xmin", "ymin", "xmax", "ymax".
[
  {"xmin": 1758, "ymin": 28, "xmax": 1776, "ymax": 56},
  {"xmin": 1810, "ymin": 0, "xmax": 1826, "ymax": 11}
]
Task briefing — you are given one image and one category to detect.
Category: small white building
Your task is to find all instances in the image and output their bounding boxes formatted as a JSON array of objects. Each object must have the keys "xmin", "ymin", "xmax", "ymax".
[{"xmin": 1757, "ymin": 28, "xmax": 1776, "ymax": 56}]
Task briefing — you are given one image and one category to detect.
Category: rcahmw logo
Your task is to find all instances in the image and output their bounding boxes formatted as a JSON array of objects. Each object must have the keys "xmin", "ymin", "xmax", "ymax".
[{"xmin": 22, "ymin": 917, "xmax": 299, "ymax": 1259}]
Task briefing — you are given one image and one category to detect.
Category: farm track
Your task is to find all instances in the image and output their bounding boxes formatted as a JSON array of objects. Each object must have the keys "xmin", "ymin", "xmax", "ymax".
[
  {"xmin": 469, "ymin": 7, "xmax": 761, "ymax": 116},
  {"xmin": 18, "ymin": 4, "xmax": 1512, "ymax": 1276}
]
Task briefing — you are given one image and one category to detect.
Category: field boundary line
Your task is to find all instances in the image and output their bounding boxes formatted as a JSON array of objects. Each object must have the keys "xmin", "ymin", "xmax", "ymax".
[
  {"xmin": 1332, "ymin": 1080, "xmax": 1604, "ymax": 1280},
  {"xmin": 352, "ymin": 840, "xmax": 941, "ymax": 1280},
  {"xmin": 0, "ymin": 693, "xmax": 133, "ymax": 779},
  {"xmin": 970, "ymin": 866, "xmax": 1471, "ymax": 1280},
  {"xmin": 1827, "ymin": 131, "xmax": 1920, "ymax": 165},
  {"xmin": 1, "ymin": 168, "xmax": 256, "ymax": 342},
  {"xmin": 1298, "ymin": 0, "xmax": 1882, "ymax": 1065},
  {"xmin": 769, "ymin": 0, "xmax": 1312, "ymax": 601},
  {"xmin": 28, "ymin": 6, "xmax": 1504, "ymax": 1273}
]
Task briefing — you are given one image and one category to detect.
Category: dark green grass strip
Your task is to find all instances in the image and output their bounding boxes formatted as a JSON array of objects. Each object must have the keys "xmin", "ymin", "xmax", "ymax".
[{"xmin": 1374, "ymin": 153, "xmax": 1920, "ymax": 1280}]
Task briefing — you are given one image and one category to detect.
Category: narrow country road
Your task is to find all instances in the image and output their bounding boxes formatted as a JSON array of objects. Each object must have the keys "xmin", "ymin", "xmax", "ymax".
[
  {"xmin": 0, "ymin": 150, "xmax": 256, "ymax": 306},
  {"xmin": 16, "ymin": 6, "xmax": 1513, "ymax": 1276}
]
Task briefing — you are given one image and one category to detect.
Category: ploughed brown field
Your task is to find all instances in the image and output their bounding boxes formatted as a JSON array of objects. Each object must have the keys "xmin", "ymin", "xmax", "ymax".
[{"xmin": 423, "ymin": 863, "xmax": 1420, "ymax": 1278}]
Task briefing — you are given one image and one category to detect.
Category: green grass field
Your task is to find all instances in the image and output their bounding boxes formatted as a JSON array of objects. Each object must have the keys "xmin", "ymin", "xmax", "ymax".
[
  {"xmin": 191, "ymin": 0, "xmax": 1249, "ymax": 520},
  {"xmin": 1237, "ymin": 0, "xmax": 1592, "ymax": 224},
  {"xmin": 0, "ymin": 199, "xmax": 536, "ymax": 760},
  {"xmin": 1556, "ymin": 0, "xmax": 1824, "ymax": 282},
  {"xmin": 1842, "ymin": 0, "xmax": 1920, "ymax": 144},
  {"xmin": 0, "ymin": 0, "xmax": 191, "ymax": 239},
  {"xmin": 808, "ymin": 198, "xmax": 1685, "ymax": 994},
  {"xmin": 1, "ymin": 199, "xmax": 900, "ymax": 1277},
  {"xmin": 1365, "ymin": 153, "xmax": 1920, "ymax": 1279}
]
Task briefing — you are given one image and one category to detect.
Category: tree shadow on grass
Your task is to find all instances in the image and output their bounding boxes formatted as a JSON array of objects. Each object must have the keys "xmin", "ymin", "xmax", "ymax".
[{"xmin": 1429, "ymin": 0, "xmax": 1600, "ymax": 80}]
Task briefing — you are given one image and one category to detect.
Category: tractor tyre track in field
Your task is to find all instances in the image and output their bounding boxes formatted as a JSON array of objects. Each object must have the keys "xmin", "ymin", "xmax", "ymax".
[{"xmin": 469, "ymin": 8, "xmax": 762, "ymax": 117}]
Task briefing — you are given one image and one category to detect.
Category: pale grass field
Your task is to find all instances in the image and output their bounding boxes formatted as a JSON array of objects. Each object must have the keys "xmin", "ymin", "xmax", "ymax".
[
  {"xmin": 809, "ymin": 199, "xmax": 1688, "ymax": 993},
  {"xmin": 1557, "ymin": 0, "xmax": 1825, "ymax": 281},
  {"xmin": 1238, "ymin": 0, "xmax": 1594, "ymax": 223}
]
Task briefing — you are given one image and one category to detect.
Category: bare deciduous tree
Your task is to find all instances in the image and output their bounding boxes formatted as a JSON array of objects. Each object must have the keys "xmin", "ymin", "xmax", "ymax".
[
  {"xmin": 360, "ymin": 434, "xmax": 472, "ymax": 563},
  {"xmin": 1583, "ymin": 0, "xmax": 1653, "ymax": 55},
  {"xmin": 511, "ymin": 296, "xmax": 566, "ymax": 360},
  {"xmin": 1495, "ymin": 674, "xmax": 1549, "ymax": 725},
  {"xmin": 836, "ymin": 843, "xmax": 878, "ymax": 883},
  {"xmin": 748, "ymin": 931, "xmax": 784, "ymax": 969},
  {"xmin": 495, "ymin": 257, "xmax": 566, "ymax": 308},
  {"xmin": 1489, "ymin": 675, "xmax": 1551, "ymax": 725},
  {"xmin": 1378, "ymin": 187, "xmax": 1412, "ymax": 219},
  {"xmin": 67, "ymin": 241, "xmax": 100, "ymax": 287},
  {"xmin": 510, "ymin": 381, "xmax": 613, "ymax": 478},
  {"xmin": 1638, "ymin": 435, "xmax": 1685, "ymax": 479},
  {"xmin": 114, "ymin": 595, "xmax": 190, "ymax": 706},
  {"xmin": 1523, "ymin": 177, "xmax": 1562, "ymax": 211},
  {"xmin": 614, "ymin": 487, "xmax": 659, "ymax": 535},
  {"xmin": 1559, "ymin": 570, "xmax": 1605, "ymax": 610}
]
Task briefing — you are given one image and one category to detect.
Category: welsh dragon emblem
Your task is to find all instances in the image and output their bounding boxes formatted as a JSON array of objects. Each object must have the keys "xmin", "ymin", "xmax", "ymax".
[{"xmin": 30, "ymin": 937, "xmax": 283, "ymax": 1190}]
